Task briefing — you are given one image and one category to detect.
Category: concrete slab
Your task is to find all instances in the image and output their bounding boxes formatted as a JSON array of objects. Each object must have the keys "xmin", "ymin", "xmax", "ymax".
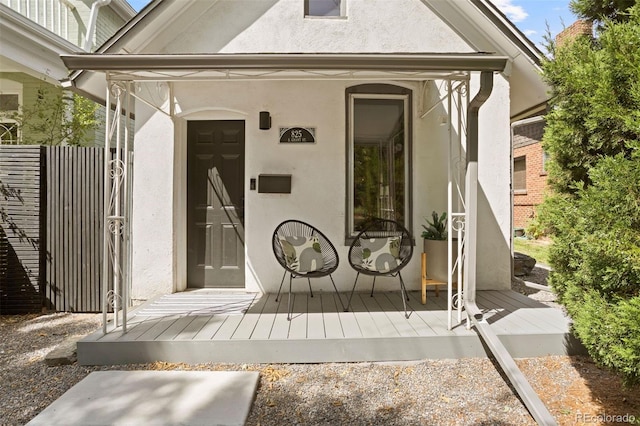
[{"xmin": 27, "ymin": 371, "xmax": 260, "ymax": 426}]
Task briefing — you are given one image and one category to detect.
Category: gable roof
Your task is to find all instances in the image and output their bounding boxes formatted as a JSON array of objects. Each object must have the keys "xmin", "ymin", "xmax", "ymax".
[{"xmin": 62, "ymin": 0, "xmax": 548, "ymax": 118}]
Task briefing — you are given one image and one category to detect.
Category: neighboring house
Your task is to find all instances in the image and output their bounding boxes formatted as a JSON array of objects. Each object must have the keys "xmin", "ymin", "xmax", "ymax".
[
  {"xmin": 512, "ymin": 115, "xmax": 546, "ymax": 230},
  {"xmin": 62, "ymin": 0, "xmax": 549, "ymax": 306},
  {"xmin": 0, "ymin": 0, "xmax": 135, "ymax": 145},
  {"xmin": 510, "ymin": 20, "xmax": 593, "ymax": 232}
]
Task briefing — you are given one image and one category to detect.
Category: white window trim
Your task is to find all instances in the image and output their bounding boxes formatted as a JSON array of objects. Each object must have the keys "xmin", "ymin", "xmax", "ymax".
[{"xmin": 347, "ymin": 93, "xmax": 410, "ymax": 237}]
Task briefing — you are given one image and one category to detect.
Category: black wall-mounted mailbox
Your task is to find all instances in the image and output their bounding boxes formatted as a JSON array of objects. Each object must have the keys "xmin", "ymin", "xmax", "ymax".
[{"xmin": 258, "ymin": 174, "xmax": 291, "ymax": 193}]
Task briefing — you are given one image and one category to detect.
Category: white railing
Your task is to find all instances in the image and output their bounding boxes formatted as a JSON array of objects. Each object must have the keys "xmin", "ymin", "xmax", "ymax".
[{"xmin": 1, "ymin": 0, "xmax": 72, "ymax": 41}]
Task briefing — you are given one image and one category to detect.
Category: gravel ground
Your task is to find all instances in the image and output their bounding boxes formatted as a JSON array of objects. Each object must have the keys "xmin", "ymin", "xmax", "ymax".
[{"xmin": 2, "ymin": 272, "xmax": 638, "ymax": 425}]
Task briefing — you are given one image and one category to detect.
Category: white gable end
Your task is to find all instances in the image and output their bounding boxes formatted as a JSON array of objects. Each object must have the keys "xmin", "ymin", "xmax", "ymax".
[{"xmin": 140, "ymin": 0, "xmax": 473, "ymax": 54}]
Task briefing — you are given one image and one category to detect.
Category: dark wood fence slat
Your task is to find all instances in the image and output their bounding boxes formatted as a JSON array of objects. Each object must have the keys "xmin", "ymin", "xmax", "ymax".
[
  {"xmin": 1, "ymin": 146, "xmax": 112, "ymax": 313},
  {"xmin": 0, "ymin": 146, "xmax": 43, "ymax": 314}
]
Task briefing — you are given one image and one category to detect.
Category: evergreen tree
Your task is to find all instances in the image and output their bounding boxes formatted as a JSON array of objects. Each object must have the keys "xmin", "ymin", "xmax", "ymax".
[{"xmin": 539, "ymin": 2, "xmax": 640, "ymax": 384}]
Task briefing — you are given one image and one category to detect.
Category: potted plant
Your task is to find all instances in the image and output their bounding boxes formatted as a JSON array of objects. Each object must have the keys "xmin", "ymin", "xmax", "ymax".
[{"xmin": 421, "ymin": 211, "xmax": 458, "ymax": 282}]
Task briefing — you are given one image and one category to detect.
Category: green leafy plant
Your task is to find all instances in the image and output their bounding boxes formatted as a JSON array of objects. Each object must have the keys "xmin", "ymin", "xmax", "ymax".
[
  {"xmin": 421, "ymin": 211, "xmax": 447, "ymax": 240},
  {"xmin": 0, "ymin": 86, "xmax": 98, "ymax": 146}
]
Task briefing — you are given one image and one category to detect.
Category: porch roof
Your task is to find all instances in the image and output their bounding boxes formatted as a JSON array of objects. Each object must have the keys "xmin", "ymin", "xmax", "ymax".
[
  {"xmin": 62, "ymin": 52, "xmax": 508, "ymax": 73},
  {"xmin": 60, "ymin": 52, "xmax": 508, "ymax": 99}
]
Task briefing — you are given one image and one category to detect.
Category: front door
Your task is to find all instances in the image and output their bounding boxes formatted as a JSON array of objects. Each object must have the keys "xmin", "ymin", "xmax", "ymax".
[{"xmin": 187, "ymin": 120, "xmax": 245, "ymax": 288}]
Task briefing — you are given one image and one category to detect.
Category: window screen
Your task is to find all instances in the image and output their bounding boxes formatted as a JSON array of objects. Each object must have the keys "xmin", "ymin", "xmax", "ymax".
[
  {"xmin": 514, "ymin": 156, "xmax": 526, "ymax": 191},
  {"xmin": 306, "ymin": 0, "xmax": 342, "ymax": 17}
]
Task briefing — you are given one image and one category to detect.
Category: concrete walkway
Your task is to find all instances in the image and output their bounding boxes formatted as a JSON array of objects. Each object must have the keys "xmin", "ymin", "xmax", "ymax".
[{"xmin": 27, "ymin": 371, "xmax": 260, "ymax": 426}]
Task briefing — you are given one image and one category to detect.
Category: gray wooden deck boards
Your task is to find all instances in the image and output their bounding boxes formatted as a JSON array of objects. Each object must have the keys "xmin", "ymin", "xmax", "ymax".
[{"xmin": 78, "ymin": 290, "xmax": 584, "ymax": 366}]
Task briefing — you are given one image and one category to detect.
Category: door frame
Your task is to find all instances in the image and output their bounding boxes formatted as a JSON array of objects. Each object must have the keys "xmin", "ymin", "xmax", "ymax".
[{"xmin": 175, "ymin": 109, "xmax": 249, "ymax": 292}]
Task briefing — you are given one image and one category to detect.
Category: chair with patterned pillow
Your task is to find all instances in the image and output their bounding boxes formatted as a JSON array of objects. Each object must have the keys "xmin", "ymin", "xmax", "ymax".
[
  {"xmin": 346, "ymin": 218, "xmax": 414, "ymax": 318},
  {"xmin": 272, "ymin": 220, "xmax": 346, "ymax": 320}
]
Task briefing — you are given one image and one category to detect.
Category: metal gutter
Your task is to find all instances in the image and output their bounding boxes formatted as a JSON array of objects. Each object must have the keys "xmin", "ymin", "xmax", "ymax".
[
  {"xmin": 60, "ymin": 52, "xmax": 509, "ymax": 73},
  {"xmin": 465, "ymin": 71, "xmax": 558, "ymax": 425},
  {"xmin": 465, "ymin": 303, "xmax": 558, "ymax": 425}
]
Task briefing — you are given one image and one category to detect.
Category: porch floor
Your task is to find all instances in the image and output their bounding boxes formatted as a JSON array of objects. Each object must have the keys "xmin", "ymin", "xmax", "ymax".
[{"xmin": 77, "ymin": 290, "xmax": 583, "ymax": 366}]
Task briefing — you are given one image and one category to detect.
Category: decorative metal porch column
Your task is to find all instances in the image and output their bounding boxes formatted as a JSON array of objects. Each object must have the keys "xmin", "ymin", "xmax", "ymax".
[
  {"xmin": 420, "ymin": 78, "xmax": 469, "ymax": 330},
  {"xmin": 102, "ymin": 78, "xmax": 133, "ymax": 334},
  {"xmin": 447, "ymin": 80, "xmax": 469, "ymax": 330}
]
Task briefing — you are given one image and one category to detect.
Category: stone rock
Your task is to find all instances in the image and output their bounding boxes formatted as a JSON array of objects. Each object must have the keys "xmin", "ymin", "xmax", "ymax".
[
  {"xmin": 44, "ymin": 336, "xmax": 80, "ymax": 366},
  {"xmin": 514, "ymin": 252, "xmax": 536, "ymax": 276}
]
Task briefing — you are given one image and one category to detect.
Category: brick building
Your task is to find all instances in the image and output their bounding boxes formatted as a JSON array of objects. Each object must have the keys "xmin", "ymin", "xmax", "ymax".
[{"xmin": 513, "ymin": 116, "xmax": 547, "ymax": 230}]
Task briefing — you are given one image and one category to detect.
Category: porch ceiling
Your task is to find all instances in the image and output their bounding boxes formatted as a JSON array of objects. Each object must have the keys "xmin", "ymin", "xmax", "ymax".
[{"xmin": 61, "ymin": 52, "xmax": 508, "ymax": 82}]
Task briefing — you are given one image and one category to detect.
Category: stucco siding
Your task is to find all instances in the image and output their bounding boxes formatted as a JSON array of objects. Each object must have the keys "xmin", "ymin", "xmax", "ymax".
[
  {"xmin": 143, "ymin": 0, "xmax": 473, "ymax": 54},
  {"xmin": 476, "ymin": 74, "xmax": 512, "ymax": 288},
  {"xmin": 131, "ymin": 75, "xmax": 512, "ymax": 299},
  {"xmin": 131, "ymin": 100, "xmax": 176, "ymax": 300}
]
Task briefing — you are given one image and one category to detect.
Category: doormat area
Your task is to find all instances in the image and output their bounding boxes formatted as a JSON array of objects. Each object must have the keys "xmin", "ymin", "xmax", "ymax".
[
  {"xmin": 27, "ymin": 370, "xmax": 260, "ymax": 426},
  {"xmin": 134, "ymin": 292, "xmax": 258, "ymax": 317}
]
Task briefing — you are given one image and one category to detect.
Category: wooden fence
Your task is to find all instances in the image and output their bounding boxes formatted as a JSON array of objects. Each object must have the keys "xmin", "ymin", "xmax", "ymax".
[
  {"xmin": 0, "ymin": 145, "xmax": 123, "ymax": 313},
  {"xmin": 0, "ymin": 146, "xmax": 44, "ymax": 313}
]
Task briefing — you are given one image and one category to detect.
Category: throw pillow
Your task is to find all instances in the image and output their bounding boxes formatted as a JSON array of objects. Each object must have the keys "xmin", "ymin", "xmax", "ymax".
[
  {"xmin": 360, "ymin": 236, "xmax": 401, "ymax": 273},
  {"xmin": 279, "ymin": 236, "xmax": 324, "ymax": 273}
]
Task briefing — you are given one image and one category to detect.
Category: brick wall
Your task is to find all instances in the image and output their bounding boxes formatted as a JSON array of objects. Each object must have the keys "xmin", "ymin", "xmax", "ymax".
[
  {"xmin": 556, "ymin": 20, "xmax": 593, "ymax": 47},
  {"xmin": 513, "ymin": 119, "xmax": 547, "ymax": 229}
]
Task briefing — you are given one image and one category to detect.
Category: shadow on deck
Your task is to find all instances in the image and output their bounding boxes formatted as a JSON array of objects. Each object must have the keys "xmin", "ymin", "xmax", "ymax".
[{"xmin": 77, "ymin": 290, "xmax": 585, "ymax": 366}]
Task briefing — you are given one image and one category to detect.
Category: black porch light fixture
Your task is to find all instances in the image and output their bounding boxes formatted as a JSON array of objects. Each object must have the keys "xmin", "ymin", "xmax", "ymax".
[{"xmin": 259, "ymin": 111, "xmax": 271, "ymax": 130}]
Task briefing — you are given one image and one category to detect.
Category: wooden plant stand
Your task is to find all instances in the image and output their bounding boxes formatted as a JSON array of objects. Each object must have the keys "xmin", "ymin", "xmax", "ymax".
[{"xmin": 421, "ymin": 252, "xmax": 445, "ymax": 305}]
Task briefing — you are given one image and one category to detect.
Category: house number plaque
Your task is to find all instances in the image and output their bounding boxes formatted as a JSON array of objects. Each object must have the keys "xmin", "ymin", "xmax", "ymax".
[{"xmin": 279, "ymin": 127, "xmax": 316, "ymax": 143}]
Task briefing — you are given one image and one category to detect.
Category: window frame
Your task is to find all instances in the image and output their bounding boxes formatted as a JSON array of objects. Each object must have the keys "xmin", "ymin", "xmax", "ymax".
[
  {"xmin": 345, "ymin": 84, "xmax": 413, "ymax": 242},
  {"xmin": 541, "ymin": 150, "xmax": 549, "ymax": 175},
  {"xmin": 0, "ymin": 86, "xmax": 22, "ymax": 145},
  {"xmin": 304, "ymin": 0, "xmax": 345, "ymax": 18},
  {"xmin": 0, "ymin": 121, "xmax": 19, "ymax": 145},
  {"xmin": 513, "ymin": 155, "xmax": 527, "ymax": 194}
]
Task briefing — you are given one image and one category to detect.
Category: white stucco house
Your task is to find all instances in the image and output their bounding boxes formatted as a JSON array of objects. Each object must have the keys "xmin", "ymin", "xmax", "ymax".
[{"xmin": 60, "ymin": 0, "xmax": 548, "ymax": 312}]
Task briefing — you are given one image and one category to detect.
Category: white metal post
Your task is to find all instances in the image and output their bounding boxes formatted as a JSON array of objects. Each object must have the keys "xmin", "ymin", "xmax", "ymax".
[
  {"xmin": 101, "ymin": 77, "xmax": 111, "ymax": 335},
  {"xmin": 101, "ymin": 79, "xmax": 132, "ymax": 334}
]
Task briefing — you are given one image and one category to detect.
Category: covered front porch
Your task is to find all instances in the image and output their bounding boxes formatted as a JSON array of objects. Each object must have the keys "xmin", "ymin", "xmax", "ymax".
[
  {"xmin": 62, "ymin": 53, "xmax": 512, "ymax": 336},
  {"xmin": 77, "ymin": 289, "xmax": 580, "ymax": 366}
]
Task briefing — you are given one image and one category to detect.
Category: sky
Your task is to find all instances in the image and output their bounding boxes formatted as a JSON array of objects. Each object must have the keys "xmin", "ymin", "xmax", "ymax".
[{"xmin": 125, "ymin": 0, "xmax": 575, "ymax": 50}]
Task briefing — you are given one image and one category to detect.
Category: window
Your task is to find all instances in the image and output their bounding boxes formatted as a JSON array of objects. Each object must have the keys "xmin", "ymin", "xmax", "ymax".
[
  {"xmin": 0, "ymin": 93, "xmax": 20, "ymax": 145},
  {"xmin": 305, "ymin": 0, "xmax": 343, "ymax": 17},
  {"xmin": 0, "ymin": 94, "xmax": 19, "ymax": 111},
  {"xmin": 542, "ymin": 150, "xmax": 550, "ymax": 174},
  {"xmin": 347, "ymin": 84, "xmax": 412, "ymax": 237},
  {"xmin": 514, "ymin": 156, "xmax": 526, "ymax": 193},
  {"xmin": 0, "ymin": 122, "xmax": 19, "ymax": 144}
]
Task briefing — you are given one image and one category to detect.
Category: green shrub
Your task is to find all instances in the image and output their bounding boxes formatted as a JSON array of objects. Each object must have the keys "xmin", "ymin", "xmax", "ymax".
[
  {"xmin": 570, "ymin": 291, "xmax": 640, "ymax": 386},
  {"xmin": 524, "ymin": 214, "xmax": 549, "ymax": 239},
  {"xmin": 546, "ymin": 148, "xmax": 640, "ymax": 384}
]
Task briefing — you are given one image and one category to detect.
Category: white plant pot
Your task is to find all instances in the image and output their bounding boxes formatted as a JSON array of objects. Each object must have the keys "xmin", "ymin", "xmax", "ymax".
[{"xmin": 423, "ymin": 238, "xmax": 459, "ymax": 282}]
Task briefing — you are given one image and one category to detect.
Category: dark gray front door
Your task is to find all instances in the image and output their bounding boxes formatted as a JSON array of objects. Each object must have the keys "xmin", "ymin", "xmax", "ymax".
[{"xmin": 187, "ymin": 120, "xmax": 245, "ymax": 288}]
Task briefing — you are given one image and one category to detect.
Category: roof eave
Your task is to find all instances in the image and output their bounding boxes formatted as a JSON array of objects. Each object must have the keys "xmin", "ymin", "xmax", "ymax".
[{"xmin": 471, "ymin": 0, "xmax": 544, "ymax": 68}]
